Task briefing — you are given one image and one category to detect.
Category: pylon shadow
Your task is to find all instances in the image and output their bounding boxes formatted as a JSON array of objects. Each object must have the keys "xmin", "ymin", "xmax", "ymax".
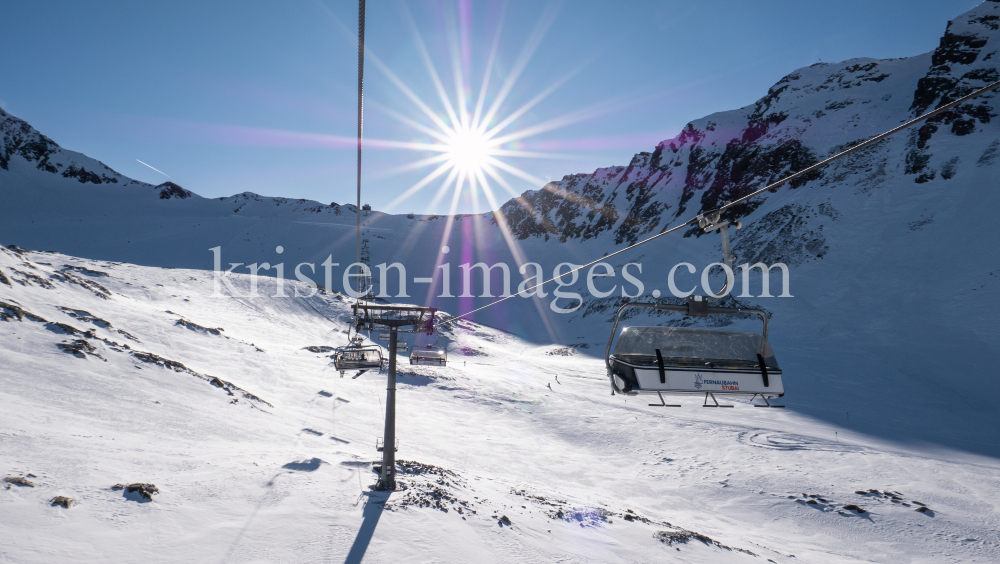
[{"xmin": 343, "ymin": 490, "xmax": 392, "ymax": 564}]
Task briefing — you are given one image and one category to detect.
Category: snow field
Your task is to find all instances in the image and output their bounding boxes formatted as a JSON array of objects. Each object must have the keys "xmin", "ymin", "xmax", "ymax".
[{"xmin": 2, "ymin": 247, "xmax": 998, "ymax": 563}]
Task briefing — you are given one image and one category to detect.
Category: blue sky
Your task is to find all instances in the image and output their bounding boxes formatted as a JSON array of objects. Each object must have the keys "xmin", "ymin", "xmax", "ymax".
[{"xmin": 1, "ymin": 0, "xmax": 982, "ymax": 214}]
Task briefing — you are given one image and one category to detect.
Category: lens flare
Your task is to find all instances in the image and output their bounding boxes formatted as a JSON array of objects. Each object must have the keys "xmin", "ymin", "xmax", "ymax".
[
  {"xmin": 362, "ymin": 1, "xmax": 589, "ymax": 215},
  {"xmin": 333, "ymin": 1, "xmax": 595, "ymax": 340},
  {"xmin": 445, "ymin": 127, "xmax": 492, "ymax": 173}
]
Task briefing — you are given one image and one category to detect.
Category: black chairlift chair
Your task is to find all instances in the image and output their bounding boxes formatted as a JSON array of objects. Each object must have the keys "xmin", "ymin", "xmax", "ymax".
[{"xmin": 604, "ymin": 212, "xmax": 784, "ymax": 407}]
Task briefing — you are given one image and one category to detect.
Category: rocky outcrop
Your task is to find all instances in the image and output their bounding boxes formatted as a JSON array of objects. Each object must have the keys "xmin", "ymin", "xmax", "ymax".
[
  {"xmin": 496, "ymin": 1, "xmax": 1000, "ymax": 246},
  {"xmin": 0, "ymin": 107, "xmax": 124, "ymax": 184},
  {"xmin": 156, "ymin": 181, "xmax": 191, "ymax": 199},
  {"xmin": 907, "ymin": 0, "xmax": 1000, "ymax": 182}
]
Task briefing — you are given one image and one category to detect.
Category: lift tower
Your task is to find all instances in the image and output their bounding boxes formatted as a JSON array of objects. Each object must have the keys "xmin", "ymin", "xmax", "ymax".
[{"xmin": 352, "ymin": 303, "xmax": 437, "ymax": 491}]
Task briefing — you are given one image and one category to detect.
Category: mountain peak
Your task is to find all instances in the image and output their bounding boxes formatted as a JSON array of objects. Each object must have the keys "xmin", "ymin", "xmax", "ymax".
[
  {"xmin": 155, "ymin": 181, "xmax": 192, "ymax": 200},
  {"xmin": 0, "ymin": 106, "xmax": 132, "ymax": 187}
]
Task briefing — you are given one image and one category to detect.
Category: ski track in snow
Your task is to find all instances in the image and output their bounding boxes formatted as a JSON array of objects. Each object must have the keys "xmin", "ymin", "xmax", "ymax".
[{"xmin": 2, "ymin": 246, "xmax": 999, "ymax": 563}]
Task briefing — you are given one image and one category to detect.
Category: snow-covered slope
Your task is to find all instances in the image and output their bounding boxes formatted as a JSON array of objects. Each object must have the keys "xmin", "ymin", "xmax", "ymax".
[
  {"xmin": 2, "ymin": 246, "xmax": 999, "ymax": 563},
  {"xmin": 0, "ymin": 0, "xmax": 998, "ymax": 467}
]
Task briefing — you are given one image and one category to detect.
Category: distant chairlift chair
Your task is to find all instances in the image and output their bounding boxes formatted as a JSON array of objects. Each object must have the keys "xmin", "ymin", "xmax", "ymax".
[
  {"xmin": 409, "ymin": 345, "xmax": 447, "ymax": 366},
  {"xmin": 409, "ymin": 316, "xmax": 447, "ymax": 366},
  {"xmin": 335, "ymin": 345, "xmax": 384, "ymax": 377}
]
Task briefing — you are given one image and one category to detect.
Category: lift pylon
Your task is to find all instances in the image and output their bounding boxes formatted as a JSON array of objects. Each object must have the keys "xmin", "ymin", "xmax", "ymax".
[{"xmin": 352, "ymin": 303, "xmax": 437, "ymax": 491}]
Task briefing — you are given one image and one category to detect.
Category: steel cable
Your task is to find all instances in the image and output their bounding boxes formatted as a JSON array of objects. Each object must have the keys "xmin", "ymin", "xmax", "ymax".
[{"xmin": 356, "ymin": 0, "xmax": 366, "ymax": 306}]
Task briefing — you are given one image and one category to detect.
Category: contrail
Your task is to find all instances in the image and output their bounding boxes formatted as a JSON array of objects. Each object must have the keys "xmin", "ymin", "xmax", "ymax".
[{"xmin": 136, "ymin": 159, "xmax": 173, "ymax": 179}]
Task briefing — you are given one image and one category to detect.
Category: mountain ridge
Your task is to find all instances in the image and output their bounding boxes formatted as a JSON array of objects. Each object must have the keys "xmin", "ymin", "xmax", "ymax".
[
  {"xmin": 2, "ymin": 3, "xmax": 997, "ymax": 240},
  {"xmin": 499, "ymin": 1, "xmax": 999, "ymax": 248}
]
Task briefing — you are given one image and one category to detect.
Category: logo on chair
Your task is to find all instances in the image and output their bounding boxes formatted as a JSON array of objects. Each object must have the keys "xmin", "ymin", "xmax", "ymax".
[{"xmin": 694, "ymin": 374, "xmax": 703, "ymax": 389}]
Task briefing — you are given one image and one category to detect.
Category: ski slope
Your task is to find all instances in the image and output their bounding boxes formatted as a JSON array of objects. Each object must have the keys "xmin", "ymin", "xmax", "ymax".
[
  {"xmin": 2, "ymin": 246, "xmax": 999, "ymax": 563},
  {"xmin": 3, "ymin": 2, "xmax": 1000, "ymax": 561}
]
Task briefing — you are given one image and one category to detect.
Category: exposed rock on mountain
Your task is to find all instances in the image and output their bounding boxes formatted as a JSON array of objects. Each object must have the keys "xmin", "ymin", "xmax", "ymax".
[
  {"xmin": 156, "ymin": 181, "xmax": 191, "ymax": 200},
  {"xmin": 0, "ymin": 107, "xmax": 60, "ymax": 172},
  {"xmin": 908, "ymin": 2, "xmax": 1000, "ymax": 182},
  {"xmin": 499, "ymin": 1, "xmax": 1000, "ymax": 245},
  {"xmin": 1, "ymin": 107, "xmax": 125, "ymax": 184}
]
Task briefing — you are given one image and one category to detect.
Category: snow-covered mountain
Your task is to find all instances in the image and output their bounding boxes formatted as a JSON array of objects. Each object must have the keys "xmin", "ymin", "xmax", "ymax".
[
  {"xmin": 2, "ymin": 2, "xmax": 1000, "ymax": 561},
  {"xmin": 2, "ymin": 7, "xmax": 1000, "ymax": 559},
  {"xmin": 0, "ymin": 109, "xmax": 193, "ymax": 200},
  {"xmin": 3, "ymin": 2, "xmax": 998, "ymax": 455},
  {"xmin": 504, "ymin": 2, "xmax": 998, "ymax": 245}
]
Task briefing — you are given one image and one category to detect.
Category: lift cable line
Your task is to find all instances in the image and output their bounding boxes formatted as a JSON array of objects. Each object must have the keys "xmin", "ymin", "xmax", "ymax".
[
  {"xmin": 355, "ymin": 0, "xmax": 366, "ymax": 303},
  {"xmin": 437, "ymin": 78, "xmax": 1000, "ymax": 329},
  {"xmin": 344, "ymin": 0, "xmax": 449, "ymax": 493}
]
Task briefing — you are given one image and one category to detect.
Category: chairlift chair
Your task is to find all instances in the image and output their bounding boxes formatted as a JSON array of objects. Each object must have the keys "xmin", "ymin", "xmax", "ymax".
[
  {"xmin": 409, "ymin": 345, "xmax": 447, "ymax": 366},
  {"xmin": 375, "ymin": 437, "xmax": 399, "ymax": 452},
  {"xmin": 335, "ymin": 330, "xmax": 385, "ymax": 376},
  {"xmin": 604, "ymin": 213, "xmax": 784, "ymax": 406},
  {"xmin": 605, "ymin": 296, "xmax": 783, "ymax": 406},
  {"xmin": 407, "ymin": 310, "xmax": 446, "ymax": 366}
]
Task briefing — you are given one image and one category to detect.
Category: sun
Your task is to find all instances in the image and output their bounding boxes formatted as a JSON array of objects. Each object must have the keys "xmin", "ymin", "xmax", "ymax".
[
  {"xmin": 445, "ymin": 127, "xmax": 492, "ymax": 173},
  {"xmin": 365, "ymin": 2, "xmax": 602, "ymax": 220}
]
